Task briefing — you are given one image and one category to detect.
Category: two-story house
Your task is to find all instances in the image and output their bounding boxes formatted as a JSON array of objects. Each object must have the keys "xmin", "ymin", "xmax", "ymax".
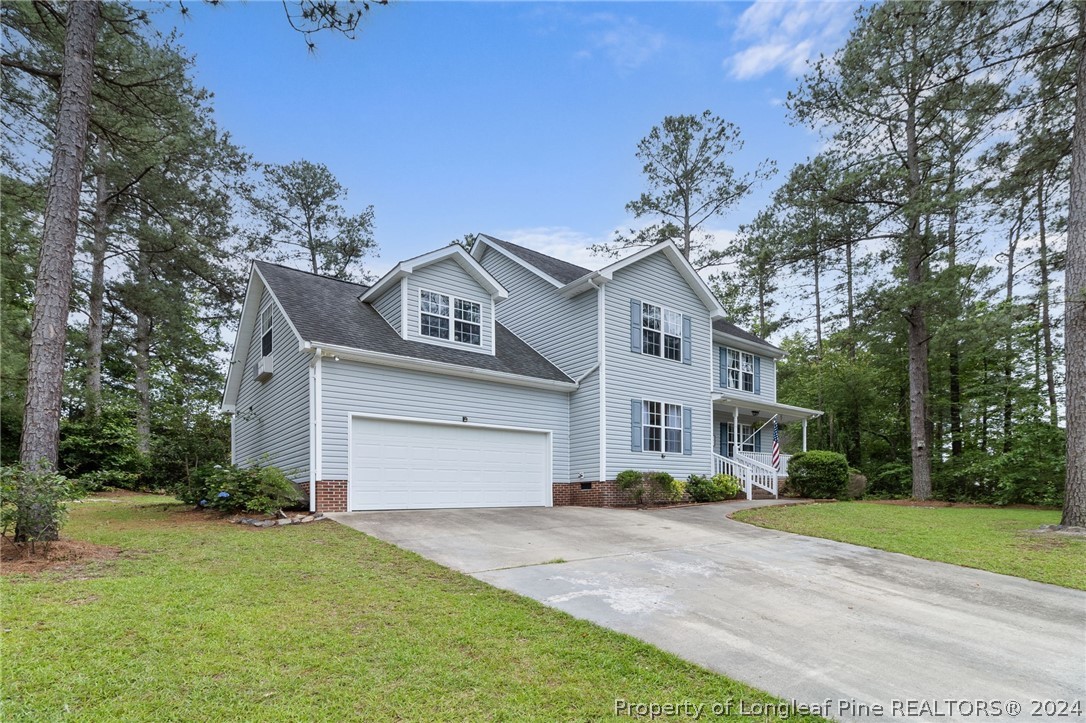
[{"xmin": 221, "ymin": 235, "xmax": 822, "ymax": 512}]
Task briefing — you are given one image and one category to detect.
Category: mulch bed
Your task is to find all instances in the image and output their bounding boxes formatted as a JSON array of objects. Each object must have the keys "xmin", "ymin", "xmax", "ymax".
[{"xmin": 1, "ymin": 536, "xmax": 122, "ymax": 576}]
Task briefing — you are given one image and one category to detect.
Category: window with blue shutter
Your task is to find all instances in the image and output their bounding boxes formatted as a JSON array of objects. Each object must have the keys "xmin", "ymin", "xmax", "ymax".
[
  {"xmin": 630, "ymin": 398, "xmax": 642, "ymax": 451},
  {"xmin": 682, "ymin": 408, "xmax": 692, "ymax": 455},
  {"xmin": 754, "ymin": 429, "xmax": 762, "ymax": 453},
  {"xmin": 753, "ymin": 356, "xmax": 761, "ymax": 394},
  {"xmin": 719, "ymin": 348, "xmax": 727, "ymax": 387},
  {"xmin": 681, "ymin": 317, "xmax": 692, "ymax": 365},
  {"xmin": 629, "ymin": 299, "xmax": 642, "ymax": 353}
]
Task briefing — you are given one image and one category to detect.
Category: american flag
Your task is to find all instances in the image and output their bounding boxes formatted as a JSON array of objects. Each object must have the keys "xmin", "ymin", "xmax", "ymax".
[{"xmin": 771, "ymin": 417, "xmax": 781, "ymax": 471}]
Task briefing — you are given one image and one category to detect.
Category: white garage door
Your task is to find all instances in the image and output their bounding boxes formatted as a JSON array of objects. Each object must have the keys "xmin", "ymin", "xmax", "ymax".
[{"xmin": 349, "ymin": 416, "xmax": 551, "ymax": 511}]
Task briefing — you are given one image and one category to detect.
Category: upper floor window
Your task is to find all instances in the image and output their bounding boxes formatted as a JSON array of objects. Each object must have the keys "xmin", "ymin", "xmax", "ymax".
[
  {"xmin": 420, "ymin": 290, "xmax": 481, "ymax": 346},
  {"xmin": 261, "ymin": 308, "xmax": 273, "ymax": 357},
  {"xmin": 643, "ymin": 400, "xmax": 683, "ymax": 454},
  {"xmin": 727, "ymin": 349, "xmax": 755, "ymax": 392},
  {"xmin": 642, "ymin": 303, "xmax": 683, "ymax": 362}
]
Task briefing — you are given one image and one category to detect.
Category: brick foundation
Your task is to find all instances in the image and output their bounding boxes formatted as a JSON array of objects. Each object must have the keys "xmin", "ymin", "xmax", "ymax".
[
  {"xmin": 553, "ymin": 481, "xmax": 639, "ymax": 507},
  {"xmin": 313, "ymin": 480, "xmax": 348, "ymax": 512}
]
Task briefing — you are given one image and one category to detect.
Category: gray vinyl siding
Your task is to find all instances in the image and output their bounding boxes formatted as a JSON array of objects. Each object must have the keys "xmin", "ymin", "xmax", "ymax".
[
  {"xmin": 232, "ymin": 287, "xmax": 311, "ymax": 484},
  {"xmin": 319, "ymin": 358, "xmax": 571, "ymax": 482},
  {"xmin": 478, "ymin": 246, "xmax": 598, "ymax": 376},
  {"xmin": 712, "ymin": 344, "xmax": 777, "ymax": 402},
  {"xmin": 372, "ymin": 280, "xmax": 402, "ymax": 334},
  {"xmin": 603, "ymin": 252, "xmax": 714, "ymax": 480},
  {"xmin": 569, "ymin": 368, "xmax": 600, "ymax": 480},
  {"xmin": 404, "ymin": 258, "xmax": 494, "ymax": 354},
  {"xmin": 479, "ymin": 246, "xmax": 601, "ymax": 480}
]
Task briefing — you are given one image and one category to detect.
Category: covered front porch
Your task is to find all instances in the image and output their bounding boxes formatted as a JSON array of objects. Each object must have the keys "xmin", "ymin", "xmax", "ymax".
[{"xmin": 710, "ymin": 394, "xmax": 823, "ymax": 497}]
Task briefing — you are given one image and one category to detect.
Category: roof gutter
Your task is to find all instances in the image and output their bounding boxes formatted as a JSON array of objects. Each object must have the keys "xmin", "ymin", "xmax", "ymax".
[{"xmin": 313, "ymin": 342, "xmax": 578, "ymax": 392}]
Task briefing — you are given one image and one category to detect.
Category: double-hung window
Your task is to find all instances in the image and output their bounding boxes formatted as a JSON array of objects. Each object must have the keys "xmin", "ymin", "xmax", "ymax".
[
  {"xmin": 642, "ymin": 303, "xmax": 683, "ymax": 362},
  {"xmin": 643, "ymin": 400, "xmax": 683, "ymax": 454},
  {"xmin": 261, "ymin": 308, "xmax": 273, "ymax": 357},
  {"xmin": 420, "ymin": 290, "xmax": 481, "ymax": 346},
  {"xmin": 727, "ymin": 349, "xmax": 755, "ymax": 392}
]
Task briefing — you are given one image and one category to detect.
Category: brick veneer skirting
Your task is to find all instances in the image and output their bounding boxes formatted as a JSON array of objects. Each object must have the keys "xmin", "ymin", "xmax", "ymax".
[
  {"xmin": 553, "ymin": 481, "xmax": 639, "ymax": 507},
  {"xmin": 312, "ymin": 480, "xmax": 348, "ymax": 512}
]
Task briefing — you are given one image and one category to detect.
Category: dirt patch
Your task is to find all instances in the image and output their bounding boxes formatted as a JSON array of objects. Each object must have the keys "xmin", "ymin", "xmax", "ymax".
[{"xmin": 1, "ymin": 536, "xmax": 122, "ymax": 576}]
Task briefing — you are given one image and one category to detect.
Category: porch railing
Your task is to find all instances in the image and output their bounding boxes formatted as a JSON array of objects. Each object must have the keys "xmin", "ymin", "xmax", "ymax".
[
  {"xmin": 736, "ymin": 451, "xmax": 791, "ymax": 476},
  {"xmin": 735, "ymin": 454, "xmax": 779, "ymax": 498},
  {"xmin": 711, "ymin": 453, "xmax": 778, "ymax": 499}
]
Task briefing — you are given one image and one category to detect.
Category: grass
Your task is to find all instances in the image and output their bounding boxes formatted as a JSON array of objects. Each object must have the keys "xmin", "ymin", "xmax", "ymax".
[
  {"xmin": 2, "ymin": 495, "xmax": 827, "ymax": 722},
  {"xmin": 734, "ymin": 501, "xmax": 1086, "ymax": 590}
]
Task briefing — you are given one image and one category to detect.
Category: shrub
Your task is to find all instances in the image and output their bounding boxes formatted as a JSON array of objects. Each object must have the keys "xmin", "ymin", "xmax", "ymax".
[
  {"xmin": 866, "ymin": 462, "xmax": 912, "ymax": 498},
  {"xmin": 59, "ymin": 405, "xmax": 149, "ymax": 488},
  {"xmin": 0, "ymin": 464, "xmax": 82, "ymax": 544},
  {"xmin": 687, "ymin": 473, "xmax": 741, "ymax": 502},
  {"xmin": 173, "ymin": 463, "xmax": 302, "ymax": 515},
  {"xmin": 787, "ymin": 450, "xmax": 849, "ymax": 499},
  {"xmin": 616, "ymin": 470, "xmax": 685, "ymax": 505},
  {"xmin": 76, "ymin": 469, "xmax": 142, "ymax": 493}
]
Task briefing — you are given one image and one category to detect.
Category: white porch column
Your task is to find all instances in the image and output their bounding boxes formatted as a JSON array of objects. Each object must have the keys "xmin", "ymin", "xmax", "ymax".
[
  {"xmin": 802, "ymin": 418, "xmax": 808, "ymax": 452},
  {"xmin": 733, "ymin": 405, "xmax": 740, "ymax": 457}
]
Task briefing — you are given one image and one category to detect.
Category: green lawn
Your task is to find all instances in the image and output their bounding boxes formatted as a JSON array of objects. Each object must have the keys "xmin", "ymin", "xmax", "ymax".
[
  {"xmin": 2, "ymin": 496, "xmax": 826, "ymax": 722},
  {"xmin": 734, "ymin": 502, "xmax": 1085, "ymax": 590}
]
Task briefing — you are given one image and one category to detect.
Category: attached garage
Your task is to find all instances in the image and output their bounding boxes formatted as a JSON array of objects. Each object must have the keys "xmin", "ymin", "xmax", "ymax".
[{"xmin": 349, "ymin": 415, "xmax": 552, "ymax": 511}]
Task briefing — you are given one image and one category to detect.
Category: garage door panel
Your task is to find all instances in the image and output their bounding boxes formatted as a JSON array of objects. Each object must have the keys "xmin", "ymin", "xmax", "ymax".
[{"xmin": 350, "ymin": 417, "xmax": 549, "ymax": 511}]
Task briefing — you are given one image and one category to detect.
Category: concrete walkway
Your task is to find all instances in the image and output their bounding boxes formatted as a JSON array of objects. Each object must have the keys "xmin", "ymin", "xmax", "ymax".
[{"xmin": 329, "ymin": 502, "xmax": 1085, "ymax": 722}]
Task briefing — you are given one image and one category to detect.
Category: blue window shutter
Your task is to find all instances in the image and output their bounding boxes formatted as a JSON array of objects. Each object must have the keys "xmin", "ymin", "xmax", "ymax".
[
  {"xmin": 630, "ymin": 399, "xmax": 642, "ymax": 452},
  {"xmin": 753, "ymin": 356, "xmax": 761, "ymax": 394},
  {"xmin": 754, "ymin": 429, "xmax": 762, "ymax": 452},
  {"xmin": 720, "ymin": 422, "xmax": 730, "ymax": 457},
  {"xmin": 682, "ymin": 408, "xmax": 693, "ymax": 455},
  {"xmin": 719, "ymin": 347, "xmax": 727, "ymax": 387},
  {"xmin": 681, "ymin": 316, "xmax": 692, "ymax": 365},
  {"xmin": 630, "ymin": 299, "xmax": 642, "ymax": 353}
]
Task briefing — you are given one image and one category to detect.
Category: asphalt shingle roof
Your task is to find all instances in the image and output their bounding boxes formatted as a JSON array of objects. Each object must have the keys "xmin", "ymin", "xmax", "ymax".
[
  {"xmin": 479, "ymin": 234, "xmax": 592, "ymax": 285},
  {"xmin": 254, "ymin": 261, "xmax": 573, "ymax": 384},
  {"xmin": 712, "ymin": 319, "xmax": 781, "ymax": 352}
]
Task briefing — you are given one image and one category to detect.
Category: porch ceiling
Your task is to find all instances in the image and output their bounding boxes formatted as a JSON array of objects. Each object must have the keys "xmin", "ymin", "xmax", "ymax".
[{"xmin": 710, "ymin": 394, "xmax": 823, "ymax": 424}]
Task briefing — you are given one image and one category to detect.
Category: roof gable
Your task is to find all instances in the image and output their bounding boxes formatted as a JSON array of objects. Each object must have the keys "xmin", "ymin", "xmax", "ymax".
[
  {"xmin": 361, "ymin": 244, "xmax": 507, "ymax": 303},
  {"xmin": 472, "ymin": 234, "xmax": 592, "ymax": 286},
  {"xmin": 590, "ymin": 241, "xmax": 726, "ymax": 320}
]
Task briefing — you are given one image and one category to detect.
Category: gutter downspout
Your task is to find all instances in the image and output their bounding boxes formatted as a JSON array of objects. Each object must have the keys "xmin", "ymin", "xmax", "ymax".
[{"xmin": 309, "ymin": 347, "xmax": 323, "ymax": 513}]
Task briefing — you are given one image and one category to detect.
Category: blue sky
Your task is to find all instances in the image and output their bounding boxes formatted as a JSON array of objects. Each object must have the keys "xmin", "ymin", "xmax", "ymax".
[{"xmin": 154, "ymin": 1, "xmax": 856, "ymax": 274}]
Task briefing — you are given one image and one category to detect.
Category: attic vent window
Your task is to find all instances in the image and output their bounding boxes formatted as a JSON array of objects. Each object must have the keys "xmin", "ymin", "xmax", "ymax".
[{"xmin": 261, "ymin": 308, "xmax": 273, "ymax": 357}]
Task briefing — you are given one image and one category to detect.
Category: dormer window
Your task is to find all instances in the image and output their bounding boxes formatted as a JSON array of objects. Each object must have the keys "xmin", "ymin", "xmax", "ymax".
[
  {"xmin": 261, "ymin": 308, "xmax": 273, "ymax": 357},
  {"xmin": 420, "ymin": 290, "xmax": 481, "ymax": 346}
]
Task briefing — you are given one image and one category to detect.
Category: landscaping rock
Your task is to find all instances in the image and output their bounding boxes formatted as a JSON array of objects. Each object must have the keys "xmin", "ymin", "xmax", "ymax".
[
  {"xmin": 847, "ymin": 472, "xmax": 868, "ymax": 499},
  {"xmin": 276, "ymin": 518, "xmax": 292, "ymax": 526}
]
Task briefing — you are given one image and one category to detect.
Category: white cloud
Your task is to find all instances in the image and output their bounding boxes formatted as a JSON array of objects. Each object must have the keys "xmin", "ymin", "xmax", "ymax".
[
  {"xmin": 571, "ymin": 13, "xmax": 667, "ymax": 72},
  {"xmin": 726, "ymin": 1, "xmax": 855, "ymax": 80}
]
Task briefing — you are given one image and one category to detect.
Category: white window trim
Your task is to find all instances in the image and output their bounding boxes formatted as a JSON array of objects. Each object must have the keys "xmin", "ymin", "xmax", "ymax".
[
  {"xmin": 726, "ymin": 348, "xmax": 755, "ymax": 392},
  {"xmin": 418, "ymin": 287, "xmax": 482, "ymax": 347},
  {"xmin": 641, "ymin": 302, "xmax": 684, "ymax": 363},
  {"xmin": 260, "ymin": 306, "xmax": 273, "ymax": 358},
  {"xmin": 641, "ymin": 398, "xmax": 683, "ymax": 454}
]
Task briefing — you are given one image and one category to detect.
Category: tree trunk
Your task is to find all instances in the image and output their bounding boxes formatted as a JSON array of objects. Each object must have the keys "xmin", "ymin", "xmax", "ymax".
[
  {"xmin": 1003, "ymin": 204, "xmax": 1022, "ymax": 454},
  {"xmin": 813, "ymin": 239, "xmax": 823, "ymax": 359},
  {"xmin": 1036, "ymin": 175, "xmax": 1058, "ymax": 425},
  {"xmin": 17, "ymin": 0, "xmax": 101, "ymax": 543},
  {"xmin": 905, "ymin": 95, "xmax": 932, "ymax": 501},
  {"xmin": 86, "ymin": 141, "xmax": 110, "ymax": 419},
  {"xmin": 134, "ymin": 229, "xmax": 152, "ymax": 456},
  {"xmin": 1062, "ymin": 9, "xmax": 1086, "ymax": 528},
  {"xmin": 947, "ymin": 161, "xmax": 963, "ymax": 457},
  {"xmin": 845, "ymin": 240, "xmax": 856, "ymax": 361}
]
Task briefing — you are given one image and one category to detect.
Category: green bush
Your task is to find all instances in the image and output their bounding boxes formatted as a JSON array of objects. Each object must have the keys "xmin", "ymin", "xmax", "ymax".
[
  {"xmin": 173, "ymin": 463, "xmax": 303, "ymax": 515},
  {"xmin": 76, "ymin": 469, "xmax": 142, "ymax": 493},
  {"xmin": 787, "ymin": 450, "xmax": 849, "ymax": 499},
  {"xmin": 1, "ymin": 464, "xmax": 82, "ymax": 543},
  {"xmin": 59, "ymin": 405, "xmax": 149, "ymax": 488},
  {"xmin": 686, "ymin": 473, "xmax": 741, "ymax": 502},
  {"xmin": 616, "ymin": 470, "xmax": 685, "ymax": 505},
  {"xmin": 866, "ymin": 462, "xmax": 912, "ymax": 498}
]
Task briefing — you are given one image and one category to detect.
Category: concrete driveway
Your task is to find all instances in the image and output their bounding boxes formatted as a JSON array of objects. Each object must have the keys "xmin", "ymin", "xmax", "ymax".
[{"xmin": 329, "ymin": 502, "xmax": 1085, "ymax": 721}]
